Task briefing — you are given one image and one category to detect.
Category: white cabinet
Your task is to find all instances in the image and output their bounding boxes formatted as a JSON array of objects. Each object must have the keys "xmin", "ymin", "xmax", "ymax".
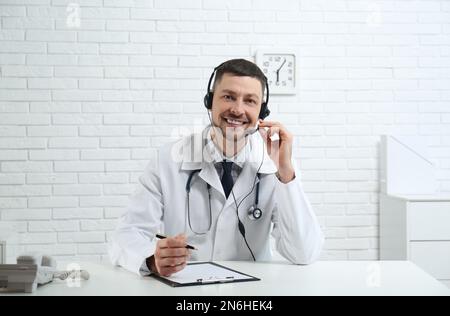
[
  {"xmin": 0, "ymin": 241, "xmax": 5, "ymax": 264},
  {"xmin": 380, "ymin": 194, "xmax": 450, "ymax": 286}
]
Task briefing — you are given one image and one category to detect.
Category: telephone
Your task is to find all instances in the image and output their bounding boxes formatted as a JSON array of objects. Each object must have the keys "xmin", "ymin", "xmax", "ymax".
[
  {"xmin": 17, "ymin": 253, "xmax": 57, "ymax": 287},
  {"xmin": 0, "ymin": 253, "xmax": 89, "ymax": 293}
]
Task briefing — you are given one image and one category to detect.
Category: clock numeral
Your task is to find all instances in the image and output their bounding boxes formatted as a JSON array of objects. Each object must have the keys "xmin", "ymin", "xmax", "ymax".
[
  {"xmin": 288, "ymin": 62, "xmax": 293, "ymax": 67},
  {"xmin": 282, "ymin": 81, "xmax": 287, "ymax": 86},
  {"xmin": 263, "ymin": 68, "xmax": 268, "ymax": 74},
  {"xmin": 263, "ymin": 62, "xmax": 269, "ymax": 67}
]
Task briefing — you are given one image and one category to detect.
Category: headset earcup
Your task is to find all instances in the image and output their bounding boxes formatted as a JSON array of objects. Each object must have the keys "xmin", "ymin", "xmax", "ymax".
[
  {"xmin": 203, "ymin": 94, "xmax": 210, "ymax": 109},
  {"xmin": 259, "ymin": 103, "xmax": 270, "ymax": 119},
  {"xmin": 204, "ymin": 92, "xmax": 213, "ymax": 110}
]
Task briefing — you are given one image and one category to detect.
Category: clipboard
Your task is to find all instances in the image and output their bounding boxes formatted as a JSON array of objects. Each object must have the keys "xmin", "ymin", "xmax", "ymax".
[{"xmin": 151, "ymin": 262, "xmax": 260, "ymax": 287}]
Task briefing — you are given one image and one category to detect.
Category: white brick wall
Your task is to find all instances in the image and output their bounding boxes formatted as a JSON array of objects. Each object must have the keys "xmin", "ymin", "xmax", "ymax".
[{"xmin": 1, "ymin": 0, "xmax": 450, "ymax": 263}]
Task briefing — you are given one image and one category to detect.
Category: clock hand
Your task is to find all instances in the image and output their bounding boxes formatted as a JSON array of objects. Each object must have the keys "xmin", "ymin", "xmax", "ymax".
[
  {"xmin": 276, "ymin": 58, "xmax": 287, "ymax": 72},
  {"xmin": 275, "ymin": 58, "xmax": 286, "ymax": 84}
]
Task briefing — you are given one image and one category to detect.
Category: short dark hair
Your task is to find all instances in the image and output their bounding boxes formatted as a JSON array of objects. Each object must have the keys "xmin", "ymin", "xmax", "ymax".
[{"xmin": 213, "ymin": 59, "xmax": 267, "ymax": 96}]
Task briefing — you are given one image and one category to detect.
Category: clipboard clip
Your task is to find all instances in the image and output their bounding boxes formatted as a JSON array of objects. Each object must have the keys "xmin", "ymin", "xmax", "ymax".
[{"xmin": 196, "ymin": 276, "xmax": 235, "ymax": 284}]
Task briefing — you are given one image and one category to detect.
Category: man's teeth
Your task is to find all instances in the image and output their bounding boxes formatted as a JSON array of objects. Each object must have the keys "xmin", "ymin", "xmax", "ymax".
[{"xmin": 226, "ymin": 119, "xmax": 244, "ymax": 125}]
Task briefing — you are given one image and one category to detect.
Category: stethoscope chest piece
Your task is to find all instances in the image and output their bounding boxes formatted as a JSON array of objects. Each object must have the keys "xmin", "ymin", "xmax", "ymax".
[{"xmin": 247, "ymin": 205, "xmax": 263, "ymax": 221}]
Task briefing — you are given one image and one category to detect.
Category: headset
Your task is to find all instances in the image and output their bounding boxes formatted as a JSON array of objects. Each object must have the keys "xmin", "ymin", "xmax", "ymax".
[
  {"xmin": 203, "ymin": 62, "xmax": 271, "ymax": 120},
  {"xmin": 185, "ymin": 61, "xmax": 271, "ymax": 261}
]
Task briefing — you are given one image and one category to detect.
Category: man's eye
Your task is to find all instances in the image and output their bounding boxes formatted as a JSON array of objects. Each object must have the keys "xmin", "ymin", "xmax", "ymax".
[
  {"xmin": 223, "ymin": 95, "xmax": 233, "ymax": 101},
  {"xmin": 246, "ymin": 99, "xmax": 257, "ymax": 105}
]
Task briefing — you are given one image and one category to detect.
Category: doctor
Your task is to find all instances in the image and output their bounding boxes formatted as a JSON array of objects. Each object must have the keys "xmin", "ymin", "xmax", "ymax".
[{"xmin": 109, "ymin": 59, "xmax": 324, "ymax": 277}]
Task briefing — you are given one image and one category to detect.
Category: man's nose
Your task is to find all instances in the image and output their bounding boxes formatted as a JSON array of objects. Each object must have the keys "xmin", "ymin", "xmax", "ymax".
[{"xmin": 229, "ymin": 98, "xmax": 245, "ymax": 115}]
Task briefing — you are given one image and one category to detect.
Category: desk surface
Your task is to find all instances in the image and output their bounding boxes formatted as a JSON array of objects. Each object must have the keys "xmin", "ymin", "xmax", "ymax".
[{"xmin": 8, "ymin": 260, "xmax": 450, "ymax": 296}]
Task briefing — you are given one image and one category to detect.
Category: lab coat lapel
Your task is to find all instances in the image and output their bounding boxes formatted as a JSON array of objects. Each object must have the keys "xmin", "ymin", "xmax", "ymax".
[{"xmin": 198, "ymin": 162, "xmax": 224, "ymax": 198}]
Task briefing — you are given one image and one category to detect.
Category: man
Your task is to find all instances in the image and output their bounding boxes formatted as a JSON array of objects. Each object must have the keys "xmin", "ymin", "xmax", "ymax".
[{"xmin": 109, "ymin": 59, "xmax": 324, "ymax": 277}]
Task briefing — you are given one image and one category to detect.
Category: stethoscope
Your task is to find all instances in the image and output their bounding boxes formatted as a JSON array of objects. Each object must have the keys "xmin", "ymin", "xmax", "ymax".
[{"xmin": 185, "ymin": 160, "xmax": 263, "ymax": 235}]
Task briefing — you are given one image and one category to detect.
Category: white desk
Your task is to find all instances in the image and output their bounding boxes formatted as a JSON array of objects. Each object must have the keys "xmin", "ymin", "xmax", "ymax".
[{"xmin": 6, "ymin": 261, "xmax": 449, "ymax": 296}]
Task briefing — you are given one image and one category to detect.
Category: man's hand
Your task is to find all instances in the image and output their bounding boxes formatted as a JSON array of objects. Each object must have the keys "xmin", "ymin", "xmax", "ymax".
[
  {"xmin": 147, "ymin": 234, "xmax": 191, "ymax": 277},
  {"xmin": 258, "ymin": 120, "xmax": 295, "ymax": 184}
]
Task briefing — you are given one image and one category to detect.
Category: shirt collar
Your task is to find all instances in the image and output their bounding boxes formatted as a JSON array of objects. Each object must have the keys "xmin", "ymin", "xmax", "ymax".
[{"xmin": 206, "ymin": 127, "xmax": 247, "ymax": 169}]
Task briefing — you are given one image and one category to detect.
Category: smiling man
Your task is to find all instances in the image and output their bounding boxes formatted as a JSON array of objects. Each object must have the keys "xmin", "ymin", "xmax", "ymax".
[{"xmin": 110, "ymin": 59, "xmax": 324, "ymax": 277}]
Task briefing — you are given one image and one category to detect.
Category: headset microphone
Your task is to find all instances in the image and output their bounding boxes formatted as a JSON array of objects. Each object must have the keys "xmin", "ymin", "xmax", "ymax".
[
  {"xmin": 244, "ymin": 122, "xmax": 260, "ymax": 137},
  {"xmin": 244, "ymin": 122, "xmax": 280, "ymax": 142}
]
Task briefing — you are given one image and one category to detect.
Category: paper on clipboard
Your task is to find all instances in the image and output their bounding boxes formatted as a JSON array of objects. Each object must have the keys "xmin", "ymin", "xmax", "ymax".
[{"xmin": 154, "ymin": 262, "xmax": 259, "ymax": 286}]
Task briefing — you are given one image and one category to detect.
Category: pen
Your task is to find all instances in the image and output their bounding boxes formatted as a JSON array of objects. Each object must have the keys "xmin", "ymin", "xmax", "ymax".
[
  {"xmin": 196, "ymin": 276, "xmax": 235, "ymax": 284},
  {"xmin": 155, "ymin": 234, "xmax": 197, "ymax": 250}
]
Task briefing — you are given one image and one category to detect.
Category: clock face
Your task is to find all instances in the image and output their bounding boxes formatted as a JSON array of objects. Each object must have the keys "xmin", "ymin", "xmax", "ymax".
[{"xmin": 259, "ymin": 53, "xmax": 296, "ymax": 94}]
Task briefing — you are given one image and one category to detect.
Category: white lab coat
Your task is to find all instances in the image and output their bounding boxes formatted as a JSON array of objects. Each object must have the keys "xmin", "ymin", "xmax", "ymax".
[{"xmin": 109, "ymin": 127, "xmax": 324, "ymax": 275}]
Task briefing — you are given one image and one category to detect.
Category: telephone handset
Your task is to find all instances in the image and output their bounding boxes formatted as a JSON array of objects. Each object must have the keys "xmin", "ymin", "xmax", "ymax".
[
  {"xmin": 17, "ymin": 253, "xmax": 57, "ymax": 286},
  {"xmin": 0, "ymin": 253, "xmax": 89, "ymax": 293}
]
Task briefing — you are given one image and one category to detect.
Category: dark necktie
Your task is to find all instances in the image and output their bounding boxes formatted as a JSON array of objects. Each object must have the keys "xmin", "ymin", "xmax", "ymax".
[{"xmin": 221, "ymin": 160, "xmax": 234, "ymax": 198}]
